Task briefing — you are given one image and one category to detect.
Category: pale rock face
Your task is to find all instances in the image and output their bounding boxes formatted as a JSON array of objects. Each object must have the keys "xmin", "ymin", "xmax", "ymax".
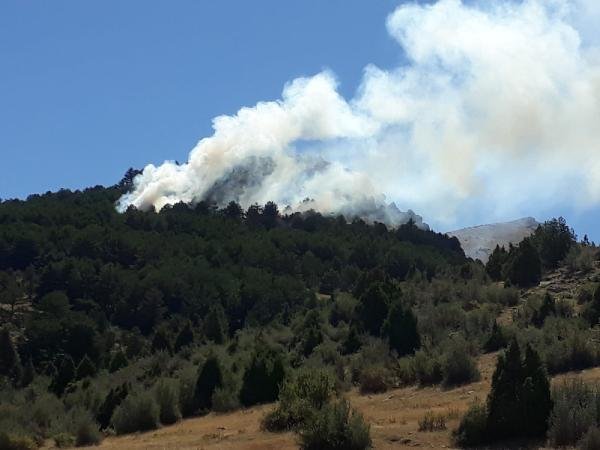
[{"xmin": 448, "ymin": 217, "xmax": 539, "ymax": 263}]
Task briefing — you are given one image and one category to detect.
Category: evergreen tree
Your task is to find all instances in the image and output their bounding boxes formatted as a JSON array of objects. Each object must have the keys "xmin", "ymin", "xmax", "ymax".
[
  {"xmin": 20, "ymin": 357, "xmax": 35, "ymax": 387},
  {"xmin": 504, "ymin": 238, "xmax": 542, "ymax": 287},
  {"xmin": 76, "ymin": 354, "xmax": 97, "ymax": 380},
  {"xmin": 486, "ymin": 245, "xmax": 507, "ymax": 281},
  {"xmin": 51, "ymin": 355, "xmax": 76, "ymax": 396},
  {"xmin": 484, "ymin": 321, "xmax": 507, "ymax": 353},
  {"xmin": 487, "ymin": 340, "xmax": 524, "ymax": 439},
  {"xmin": 204, "ymin": 305, "xmax": 228, "ymax": 344},
  {"xmin": 97, "ymin": 383, "xmax": 129, "ymax": 429},
  {"xmin": 521, "ymin": 345, "xmax": 552, "ymax": 437},
  {"xmin": 532, "ymin": 217, "xmax": 576, "ymax": 268},
  {"xmin": 174, "ymin": 321, "xmax": 194, "ymax": 352},
  {"xmin": 533, "ymin": 293, "xmax": 556, "ymax": 327},
  {"xmin": 583, "ymin": 284, "xmax": 600, "ymax": 326},
  {"xmin": 240, "ymin": 345, "xmax": 285, "ymax": 406},
  {"xmin": 194, "ymin": 354, "xmax": 223, "ymax": 412},
  {"xmin": 151, "ymin": 326, "xmax": 172, "ymax": 354},
  {"xmin": 0, "ymin": 328, "xmax": 19, "ymax": 379},
  {"xmin": 382, "ymin": 302, "xmax": 420, "ymax": 356},
  {"xmin": 341, "ymin": 323, "xmax": 362, "ymax": 355},
  {"xmin": 357, "ymin": 283, "xmax": 390, "ymax": 336},
  {"xmin": 109, "ymin": 350, "xmax": 129, "ymax": 373}
]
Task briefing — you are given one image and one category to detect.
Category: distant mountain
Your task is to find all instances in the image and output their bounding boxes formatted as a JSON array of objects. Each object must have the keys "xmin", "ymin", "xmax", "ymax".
[{"xmin": 448, "ymin": 217, "xmax": 539, "ymax": 263}]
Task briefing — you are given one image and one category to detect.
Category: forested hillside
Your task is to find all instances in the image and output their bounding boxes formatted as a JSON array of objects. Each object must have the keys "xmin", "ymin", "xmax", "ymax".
[{"xmin": 1, "ymin": 174, "xmax": 599, "ymax": 449}]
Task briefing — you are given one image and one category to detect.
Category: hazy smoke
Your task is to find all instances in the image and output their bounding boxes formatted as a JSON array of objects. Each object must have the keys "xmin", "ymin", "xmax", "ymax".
[{"xmin": 118, "ymin": 0, "xmax": 600, "ymax": 229}]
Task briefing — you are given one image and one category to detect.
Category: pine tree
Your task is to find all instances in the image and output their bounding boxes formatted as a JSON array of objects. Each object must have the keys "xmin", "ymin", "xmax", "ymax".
[
  {"xmin": 51, "ymin": 355, "xmax": 76, "ymax": 396},
  {"xmin": 151, "ymin": 326, "xmax": 172, "ymax": 354},
  {"xmin": 0, "ymin": 328, "xmax": 19, "ymax": 379},
  {"xmin": 504, "ymin": 238, "xmax": 542, "ymax": 287},
  {"xmin": 486, "ymin": 245, "xmax": 507, "ymax": 281},
  {"xmin": 109, "ymin": 350, "xmax": 129, "ymax": 373},
  {"xmin": 521, "ymin": 345, "xmax": 552, "ymax": 437},
  {"xmin": 76, "ymin": 354, "xmax": 97, "ymax": 380},
  {"xmin": 21, "ymin": 357, "xmax": 35, "ymax": 387},
  {"xmin": 174, "ymin": 321, "xmax": 194, "ymax": 352},
  {"xmin": 240, "ymin": 345, "xmax": 285, "ymax": 406},
  {"xmin": 341, "ymin": 323, "xmax": 362, "ymax": 355},
  {"xmin": 194, "ymin": 354, "xmax": 223, "ymax": 412},
  {"xmin": 484, "ymin": 321, "xmax": 507, "ymax": 353},
  {"xmin": 533, "ymin": 293, "xmax": 556, "ymax": 327},
  {"xmin": 357, "ymin": 283, "xmax": 390, "ymax": 336},
  {"xmin": 204, "ymin": 305, "xmax": 228, "ymax": 344},
  {"xmin": 382, "ymin": 302, "xmax": 420, "ymax": 357},
  {"xmin": 487, "ymin": 340, "xmax": 524, "ymax": 439}
]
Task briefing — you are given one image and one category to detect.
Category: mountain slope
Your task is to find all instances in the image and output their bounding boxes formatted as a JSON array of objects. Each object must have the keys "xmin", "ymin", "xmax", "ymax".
[{"xmin": 448, "ymin": 217, "xmax": 539, "ymax": 262}]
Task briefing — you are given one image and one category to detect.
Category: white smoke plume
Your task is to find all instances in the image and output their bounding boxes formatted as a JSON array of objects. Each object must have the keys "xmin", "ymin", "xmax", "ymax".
[{"xmin": 118, "ymin": 0, "xmax": 600, "ymax": 230}]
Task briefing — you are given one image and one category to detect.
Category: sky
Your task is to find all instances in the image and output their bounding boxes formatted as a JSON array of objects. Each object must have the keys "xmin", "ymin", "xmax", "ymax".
[{"xmin": 1, "ymin": 0, "xmax": 599, "ymax": 240}]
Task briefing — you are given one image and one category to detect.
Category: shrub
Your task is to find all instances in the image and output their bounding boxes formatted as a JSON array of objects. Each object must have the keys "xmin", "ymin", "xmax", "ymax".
[
  {"xmin": 177, "ymin": 367, "xmax": 197, "ymax": 418},
  {"xmin": 579, "ymin": 426, "xmax": 600, "ymax": 450},
  {"xmin": 442, "ymin": 340, "xmax": 480, "ymax": 387},
  {"xmin": 358, "ymin": 366, "xmax": 390, "ymax": 394},
  {"xmin": 111, "ymin": 391, "xmax": 160, "ymax": 435},
  {"xmin": 211, "ymin": 387, "xmax": 240, "ymax": 413},
  {"xmin": 418, "ymin": 411, "xmax": 446, "ymax": 432},
  {"xmin": 453, "ymin": 402, "xmax": 487, "ymax": 447},
  {"xmin": 0, "ymin": 432, "xmax": 37, "ymax": 450},
  {"xmin": 96, "ymin": 383, "xmax": 128, "ymax": 430},
  {"xmin": 73, "ymin": 412, "xmax": 102, "ymax": 446},
  {"xmin": 53, "ymin": 433, "xmax": 75, "ymax": 447},
  {"xmin": 154, "ymin": 378, "xmax": 181, "ymax": 425},
  {"xmin": 412, "ymin": 350, "xmax": 443, "ymax": 386},
  {"xmin": 263, "ymin": 369, "xmax": 336, "ymax": 432},
  {"xmin": 299, "ymin": 399, "xmax": 372, "ymax": 450},
  {"xmin": 548, "ymin": 379, "xmax": 600, "ymax": 447}
]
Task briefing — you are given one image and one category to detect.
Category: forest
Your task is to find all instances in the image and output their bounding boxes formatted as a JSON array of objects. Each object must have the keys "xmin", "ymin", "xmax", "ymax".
[{"xmin": 1, "ymin": 172, "xmax": 599, "ymax": 449}]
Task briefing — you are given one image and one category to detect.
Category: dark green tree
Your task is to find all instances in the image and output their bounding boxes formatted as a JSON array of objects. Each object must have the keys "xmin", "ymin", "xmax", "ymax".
[
  {"xmin": 76, "ymin": 354, "xmax": 97, "ymax": 380},
  {"xmin": 174, "ymin": 321, "xmax": 194, "ymax": 352},
  {"xmin": 21, "ymin": 357, "xmax": 35, "ymax": 387},
  {"xmin": 521, "ymin": 345, "xmax": 552, "ymax": 437},
  {"xmin": 151, "ymin": 326, "xmax": 172, "ymax": 354},
  {"xmin": 109, "ymin": 350, "xmax": 129, "ymax": 373},
  {"xmin": 51, "ymin": 354, "xmax": 76, "ymax": 396},
  {"xmin": 483, "ymin": 321, "xmax": 507, "ymax": 353},
  {"xmin": 341, "ymin": 323, "xmax": 362, "ymax": 355},
  {"xmin": 583, "ymin": 284, "xmax": 600, "ymax": 326},
  {"xmin": 381, "ymin": 302, "xmax": 420, "ymax": 356},
  {"xmin": 194, "ymin": 354, "xmax": 223, "ymax": 412},
  {"xmin": 533, "ymin": 293, "xmax": 556, "ymax": 327},
  {"xmin": 486, "ymin": 245, "xmax": 508, "ymax": 281},
  {"xmin": 240, "ymin": 345, "xmax": 286, "ymax": 406},
  {"xmin": 204, "ymin": 305, "xmax": 228, "ymax": 344},
  {"xmin": 503, "ymin": 238, "xmax": 542, "ymax": 287},
  {"xmin": 532, "ymin": 217, "xmax": 576, "ymax": 268},
  {"xmin": 0, "ymin": 328, "xmax": 19, "ymax": 379},
  {"xmin": 357, "ymin": 283, "xmax": 390, "ymax": 336}
]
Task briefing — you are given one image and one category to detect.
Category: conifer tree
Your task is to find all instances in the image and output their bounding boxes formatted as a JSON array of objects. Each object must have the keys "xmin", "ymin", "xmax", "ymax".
[
  {"xmin": 486, "ymin": 245, "xmax": 507, "ymax": 281},
  {"xmin": 51, "ymin": 355, "xmax": 76, "ymax": 396},
  {"xmin": 484, "ymin": 321, "xmax": 506, "ymax": 353},
  {"xmin": 204, "ymin": 305, "xmax": 228, "ymax": 344},
  {"xmin": 76, "ymin": 354, "xmax": 97, "ymax": 380},
  {"xmin": 382, "ymin": 302, "xmax": 420, "ymax": 356},
  {"xmin": 194, "ymin": 354, "xmax": 223, "ymax": 412},
  {"xmin": 109, "ymin": 350, "xmax": 128, "ymax": 373},
  {"xmin": 151, "ymin": 326, "xmax": 172, "ymax": 354},
  {"xmin": 0, "ymin": 328, "xmax": 19, "ymax": 379},
  {"xmin": 341, "ymin": 323, "xmax": 362, "ymax": 355},
  {"xmin": 174, "ymin": 321, "xmax": 194, "ymax": 352},
  {"xmin": 521, "ymin": 345, "xmax": 552, "ymax": 437},
  {"xmin": 357, "ymin": 283, "xmax": 390, "ymax": 336}
]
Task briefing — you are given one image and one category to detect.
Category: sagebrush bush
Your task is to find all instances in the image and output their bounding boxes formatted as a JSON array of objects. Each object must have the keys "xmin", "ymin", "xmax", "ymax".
[
  {"xmin": 358, "ymin": 366, "xmax": 390, "ymax": 394},
  {"xmin": 299, "ymin": 399, "xmax": 371, "ymax": 450},
  {"xmin": 453, "ymin": 402, "xmax": 487, "ymax": 448},
  {"xmin": 111, "ymin": 391, "xmax": 160, "ymax": 435},
  {"xmin": 0, "ymin": 432, "xmax": 37, "ymax": 450},
  {"xmin": 154, "ymin": 378, "xmax": 181, "ymax": 425},
  {"xmin": 442, "ymin": 340, "xmax": 480, "ymax": 387},
  {"xmin": 548, "ymin": 379, "xmax": 600, "ymax": 447},
  {"xmin": 579, "ymin": 426, "xmax": 600, "ymax": 450},
  {"xmin": 263, "ymin": 369, "xmax": 336, "ymax": 432},
  {"xmin": 73, "ymin": 412, "xmax": 102, "ymax": 446},
  {"xmin": 418, "ymin": 411, "xmax": 446, "ymax": 432}
]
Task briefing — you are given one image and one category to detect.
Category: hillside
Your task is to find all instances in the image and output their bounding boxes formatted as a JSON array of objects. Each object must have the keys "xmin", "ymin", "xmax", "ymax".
[{"xmin": 448, "ymin": 217, "xmax": 539, "ymax": 262}]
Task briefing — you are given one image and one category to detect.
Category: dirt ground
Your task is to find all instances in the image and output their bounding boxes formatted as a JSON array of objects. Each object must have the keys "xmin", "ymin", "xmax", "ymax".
[{"xmin": 61, "ymin": 353, "xmax": 600, "ymax": 450}]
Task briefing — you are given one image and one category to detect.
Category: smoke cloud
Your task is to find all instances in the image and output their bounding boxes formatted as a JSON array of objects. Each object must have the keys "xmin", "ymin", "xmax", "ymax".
[{"xmin": 118, "ymin": 0, "xmax": 600, "ymax": 229}]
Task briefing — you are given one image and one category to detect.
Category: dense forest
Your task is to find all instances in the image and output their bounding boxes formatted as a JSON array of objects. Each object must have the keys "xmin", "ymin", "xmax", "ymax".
[{"xmin": 1, "ymin": 172, "xmax": 599, "ymax": 449}]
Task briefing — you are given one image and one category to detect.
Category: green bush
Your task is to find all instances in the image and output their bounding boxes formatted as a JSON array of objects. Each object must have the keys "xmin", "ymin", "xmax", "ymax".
[
  {"xmin": 240, "ymin": 345, "xmax": 286, "ymax": 406},
  {"xmin": 548, "ymin": 379, "xmax": 600, "ymax": 447},
  {"xmin": 111, "ymin": 391, "xmax": 160, "ymax": 435},
  {"xmin": 263, "ymin": 369, "xmax": 336, "ymax": 432},
  {"xmin": 579, "ymin": 426, "xmax": 600, "ymax": 450},
  {"xmin": 412, "ymin": 350, "xmax": 443, "ymax": 386},
  {"xmin": 0, "ymin": 432, "xmax": 37, "ymax": 450},
  {"xmin": 211, "ymin": 387, "xmax": 240, "ymax": 413},
  {"xmin": 442, "ymin": 340, "xmax": 480, "ymax": 387},
  {"xmin": 53, "ymin": 433, "xmax": 75, "ymax": 447},
  {"xmin": 154, "ymin": 378, "xmax": 181, "ymax": 425},
  {"xmin": 358, "ymin": 366, "xmax": 390, "ymax": 394},
  {"xmin": 299, "ymin": 399, "xmax": 371, "ymax": 450},
  {"xmin": 453, "ymin": 402, "xmax": 487, "ymax": 447},
  {"xmin": 73, "ymin": 412, "xmax": 102, "ymax": 446},
  {"xmin": 194, "ymin": 354, "xmax": 223, "ymax": 413}
]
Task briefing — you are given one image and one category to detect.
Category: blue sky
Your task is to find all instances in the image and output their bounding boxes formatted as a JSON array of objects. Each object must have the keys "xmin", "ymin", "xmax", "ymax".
[{"xmin": 1, "ymin": 0, "xmax": 598, "ymax": 240}]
